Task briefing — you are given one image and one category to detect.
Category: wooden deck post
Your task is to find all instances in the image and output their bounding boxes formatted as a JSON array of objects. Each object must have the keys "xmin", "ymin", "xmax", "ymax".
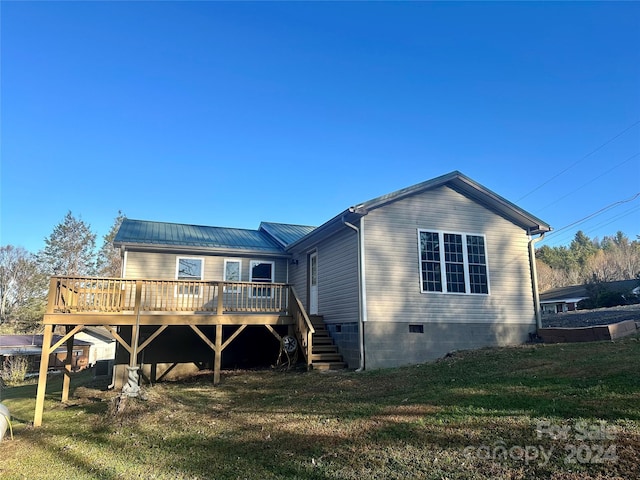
[
  {"xmin": 61, "ymin": 326, "xmax": 74, "ymax": 403},
  {"xmin": 214, "ymin": 324, "xmax": 222, "ymax": 385},
  {"xmin": 33, "ymin": 324, "xmax": 54, "ymax": 427}
]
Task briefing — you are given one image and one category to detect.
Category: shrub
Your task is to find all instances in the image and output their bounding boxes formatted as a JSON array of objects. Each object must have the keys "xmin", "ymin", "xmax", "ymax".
[{"xmin": 1, "ymin": 356, "xmax": 30, "ymax": 386}]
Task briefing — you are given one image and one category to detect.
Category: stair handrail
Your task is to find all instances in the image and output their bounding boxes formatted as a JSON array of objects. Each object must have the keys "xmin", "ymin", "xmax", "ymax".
[{"xmin": 288, "ymin": 286, "xmax": 315, "ymax": 370}]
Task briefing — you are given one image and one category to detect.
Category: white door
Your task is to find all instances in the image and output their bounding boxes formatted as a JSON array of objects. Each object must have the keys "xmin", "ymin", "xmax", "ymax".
[{"xmin": 309, "ymin": 252, "xmax": 318, "ymax": 314}]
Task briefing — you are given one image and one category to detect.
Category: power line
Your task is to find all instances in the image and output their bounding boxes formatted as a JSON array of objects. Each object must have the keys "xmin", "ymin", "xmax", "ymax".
[
  {"xmin": 540, "ymin": 191, "xmax": 640, "ymax": 243},
  {"xmin": 516, "ymin": 120, "xmax": 640, "ymax": 202},
  {"xmin": 542, "ymin": 204, "xmax": 640, "ymax": 247},
  {"xmin": 537, "ymin": 152, "xmax": 640, "ymax": 213},
  {"xmin": 587, "ymin": 205, "xmax": 640, "ymax": 235}
]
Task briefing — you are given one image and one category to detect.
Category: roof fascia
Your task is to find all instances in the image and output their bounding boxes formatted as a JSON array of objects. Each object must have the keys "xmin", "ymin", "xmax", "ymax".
[{"xmin": 116, "ymin": 242, "xmax": 291, "ymax": 259}]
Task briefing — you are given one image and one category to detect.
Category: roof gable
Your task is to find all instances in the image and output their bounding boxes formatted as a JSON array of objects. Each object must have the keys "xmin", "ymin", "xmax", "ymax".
[
  {"xmin": 286, "ymin": 171, "xmax": 551, "ymax": 251},
  {"xmin": 358, "ymin": 171, "xmax": 551, "ymax": 235}
]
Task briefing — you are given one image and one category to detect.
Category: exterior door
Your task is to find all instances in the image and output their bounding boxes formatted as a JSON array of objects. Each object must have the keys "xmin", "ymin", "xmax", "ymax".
[{"xmin": 309, "ymin": 252, "xmax": 318, "ymax": 314}]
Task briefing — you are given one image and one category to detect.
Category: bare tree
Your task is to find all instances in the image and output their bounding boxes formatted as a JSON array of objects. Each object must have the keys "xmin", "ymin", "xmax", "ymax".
[{"xmin": 0, "ymin": 245, "xmax": 47, "ymax": 331}]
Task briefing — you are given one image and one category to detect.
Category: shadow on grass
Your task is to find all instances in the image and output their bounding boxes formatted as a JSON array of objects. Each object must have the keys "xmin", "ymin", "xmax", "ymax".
[{"xmin": 3, "ymin": 336, "xmax": 639, "ymax": 479}]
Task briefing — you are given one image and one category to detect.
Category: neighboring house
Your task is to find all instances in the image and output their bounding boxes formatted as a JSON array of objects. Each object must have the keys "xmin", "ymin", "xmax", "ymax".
[
  {"xmin": 540, "ymin": 279, "xmax": 640, "ymax": 314},
  {"xmin": 74, "ymin": 327, "xmax": 116, "ymax": 365},
  {"xmin": 0, "ymin": 335, "xmax": 92, "ymax": 372},
  {"xmin": 112, "ymin": 171, "xmax": 550, "ymax": 370}
]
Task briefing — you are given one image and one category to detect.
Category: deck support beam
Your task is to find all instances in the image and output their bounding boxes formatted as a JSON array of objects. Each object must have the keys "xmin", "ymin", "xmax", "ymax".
[
  {"xmin": 62, "ymin": 326, "xmax": 74, "ymax": 403},
  {"xmin": 33, "ymin": 324, "xmax": 54, "ymax": 427}
]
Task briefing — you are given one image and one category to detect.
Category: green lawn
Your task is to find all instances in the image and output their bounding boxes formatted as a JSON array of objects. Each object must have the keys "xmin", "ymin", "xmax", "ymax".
[{"xmin": 1, "ymin": 335, "xmax": 639, "ymax": 479}]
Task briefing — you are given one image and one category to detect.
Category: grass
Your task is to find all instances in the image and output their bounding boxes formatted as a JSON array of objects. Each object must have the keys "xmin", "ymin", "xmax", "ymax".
[{"xmin": 1, "ymin": 336, "xmax": 639, "ymax": 480}]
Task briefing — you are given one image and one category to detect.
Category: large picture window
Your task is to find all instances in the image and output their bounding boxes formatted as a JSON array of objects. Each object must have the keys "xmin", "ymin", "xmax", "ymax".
[
  {"xmin": 176, "ymin": 257, "xmax": 203, "ymax": 296},
  {"xmin": 418, "ymin": 230, "xmax": 489, "ymax": 295}
]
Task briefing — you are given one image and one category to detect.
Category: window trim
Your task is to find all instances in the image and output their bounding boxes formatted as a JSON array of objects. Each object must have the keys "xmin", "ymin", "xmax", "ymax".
[
  {"xmin": 175, "ymin": 256, "xmax": 204, "ymax": 297},
  {"xmin": 417, "ymin": 229, "xmax": 490, "ymax": 295}
]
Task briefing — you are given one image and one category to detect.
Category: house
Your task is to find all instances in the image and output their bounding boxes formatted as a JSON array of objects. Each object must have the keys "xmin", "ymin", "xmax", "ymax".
[
  {"xmin": 111, "ymin": 170, "xmax": 550, "ymax": 372},
  {"xmin": 73, "ymin": 326, "xmax": 116, "ymax": 365},
  {"xmin": 540, "ymin": 279, "xmax": 640, "ymax": 314},
  {"xmin": 33, "ymin": 171, "xmax": 551, "ymax": 426},
  {"xmin": 0, "ymin": 335, "xmax": 93, "ymax": 373}
]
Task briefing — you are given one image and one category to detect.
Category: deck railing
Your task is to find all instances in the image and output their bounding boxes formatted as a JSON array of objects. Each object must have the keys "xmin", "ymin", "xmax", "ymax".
[
  {"xmin": 49, "ymin": 276, "xmax": 290, "ymax": 315},
  {"xmin": 288, "ymin": 286, "xmax": 315, "ymax": 369}
]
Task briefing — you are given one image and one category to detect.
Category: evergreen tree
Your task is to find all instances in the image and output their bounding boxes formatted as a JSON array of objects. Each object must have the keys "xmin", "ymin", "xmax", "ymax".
[
  {"xmin": 37, "ymin": 211, "xmax": 97, "ymax": 276},
  {"xmin": 96, "ymin": 211, "xmax": 126, "ymax": 277}
]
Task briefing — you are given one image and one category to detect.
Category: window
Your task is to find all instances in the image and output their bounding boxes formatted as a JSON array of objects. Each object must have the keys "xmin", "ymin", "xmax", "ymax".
[
  {"xmin": 250, "ymin": 261, "xmax": 274, "ymax": 297},
  {"xmin": 409, "ymin": 324, "xmax": 424, "ymax": 333},
  {"xmin": 418, "ymin": 230, "xmax": 489, "ymax": 295},
  {"xmin": 176, "ymin": 257, "xmax": 203, "ymax": 296},
  {"xmin": 223, "ymin": 259, "xmax": 242, "ymax": 292},
  {"xmin": 224, "ymin": 259, "xmax": 242, "ymax": 282}
]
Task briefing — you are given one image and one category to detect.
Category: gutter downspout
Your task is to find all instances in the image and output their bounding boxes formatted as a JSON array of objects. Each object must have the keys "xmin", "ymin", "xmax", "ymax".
[
  {"xmin": 528, "ymin": 232, "xmax": 546, "ymax": 330},
  {"xmin": 343, "ymin": 215, "xmax": 366, "ymax": 372}
]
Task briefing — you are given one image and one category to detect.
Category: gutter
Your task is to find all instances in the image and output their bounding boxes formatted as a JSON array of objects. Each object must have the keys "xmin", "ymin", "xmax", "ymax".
[
  {"xmin": 342, "ymin": 210, "xmax": 367, "ymax": 372},
  {"xmin": 528, "ymin": 232, "xmax": 546, "ymax": 330}
]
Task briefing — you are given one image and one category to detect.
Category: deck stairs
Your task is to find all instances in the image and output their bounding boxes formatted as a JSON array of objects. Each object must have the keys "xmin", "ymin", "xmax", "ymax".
[{"xmin": 308, "ymin": 315, "xmax": 347, "ymax": 371}]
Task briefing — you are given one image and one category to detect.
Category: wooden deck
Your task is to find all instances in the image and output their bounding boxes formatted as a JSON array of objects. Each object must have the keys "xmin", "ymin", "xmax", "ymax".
[{"xmin": 34, "ymin": 276, "xmax": 315, "ymax": 427}]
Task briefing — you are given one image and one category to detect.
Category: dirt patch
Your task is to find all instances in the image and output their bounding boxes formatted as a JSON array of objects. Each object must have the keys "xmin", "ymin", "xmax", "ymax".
[{"xmin": 542, "ymin": 303, "xmax": 640, "ymax": 328}]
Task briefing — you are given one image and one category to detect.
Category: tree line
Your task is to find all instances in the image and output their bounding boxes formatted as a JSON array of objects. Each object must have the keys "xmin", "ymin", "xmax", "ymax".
[
  {"xmin": 0, "ymin": 211, "xmax": 125, "ymax": 333},
  {"xmin": 536, "ymin": 230, "xmax": 640, "ymax": 293}
]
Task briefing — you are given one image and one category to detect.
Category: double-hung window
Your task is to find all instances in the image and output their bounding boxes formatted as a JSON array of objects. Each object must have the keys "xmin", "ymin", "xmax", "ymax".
[
  {"xmin": 418, "ymin": 230, "xmax": 489, "ymax": 294},
  {"xmin": 176, "ymin": 257, "xmax": 204, "ymax": 296},
  {"xmin": 250, "ymin": 260, "xmax": 274, "ymax": 297},
  {"xmin": 224, "ymin": 259, "xmax": 242, "ymax": 292}
]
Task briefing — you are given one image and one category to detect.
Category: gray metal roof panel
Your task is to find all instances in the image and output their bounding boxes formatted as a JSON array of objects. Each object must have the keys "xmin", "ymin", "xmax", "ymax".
[
  {"xmin": 259, "ymin": 222, "xmax": 317, "ymax": 247},
  {"xmin": 115, "ymin": 219, "xmax": 286, "ymax": 253}
]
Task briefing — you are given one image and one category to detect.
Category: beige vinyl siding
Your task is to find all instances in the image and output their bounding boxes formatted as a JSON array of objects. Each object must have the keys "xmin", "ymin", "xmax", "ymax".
[
  {"xmin": 123, "ymin": 251, "xmax": 288, "ymax": 283},
  {"xmin": 363, "ymin": 185, "xmax": 535, "ymax": 325},
  {"xmin": 316, "ymin": 227, "xmax": 360, "ymax": 324},
  {"xmin": 288, "ymin": 253, "xmax": 308, "ymax": 307},
  {"xmin": 288, "ymin": 228, "xmax": 360, "ymax": 324}
]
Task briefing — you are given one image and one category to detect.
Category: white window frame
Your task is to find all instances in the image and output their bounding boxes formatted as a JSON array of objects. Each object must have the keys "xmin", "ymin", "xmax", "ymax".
[
  {"xmin": 417, "ymin": 230, "xmax": 490, "ymax": 295},
  {"xmin": 249, "ymin": 260, "xmax": 275, "ymax": 298},
  {"xmin": 223, "ymin": 258, "xmax": 242, "ymax": 292},
  {"xmin": 175, "ymin": 256, "xmax": 204, "ymax": 297}
]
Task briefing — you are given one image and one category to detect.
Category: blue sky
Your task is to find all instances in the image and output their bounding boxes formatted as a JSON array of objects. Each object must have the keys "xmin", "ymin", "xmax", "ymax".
[{"xmin": 1, "ymin": 1, "xmax": 639, "ymax": 254}]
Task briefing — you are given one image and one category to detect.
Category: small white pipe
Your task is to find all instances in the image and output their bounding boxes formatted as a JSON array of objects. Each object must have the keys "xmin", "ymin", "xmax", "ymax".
[{"xmin": 528, "ymin": 232, "xmax": 546, "ymax": 330}]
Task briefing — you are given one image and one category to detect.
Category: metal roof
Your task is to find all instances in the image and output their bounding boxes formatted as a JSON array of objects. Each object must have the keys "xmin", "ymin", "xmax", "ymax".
[
  {"xmin": 114, "ymin": 172, "xmax": 550, "ymax": 255},
  {"xmin": 0, "ymin": 335, "xmax": 92, "ymax": 348},
  {"xmin": 259, "ymin": 222, "xmax": 316, "ymax": 247},
  {"xmin": 114, "ymin": 219, "xmax": 287, "ymax": 254},
  {"xmin": 540, "ymin": 279, "xmax": 640, "ymax": 303}
]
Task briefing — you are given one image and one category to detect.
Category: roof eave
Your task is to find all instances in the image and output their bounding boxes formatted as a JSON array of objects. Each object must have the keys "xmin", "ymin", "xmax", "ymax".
[
  {"xmin": 115, "ymin": 242, "xmax": 290, "ymax": 258},
  {"xmin": 286, "ymin": 208, "xmax": 365, "ymax": 251}
]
